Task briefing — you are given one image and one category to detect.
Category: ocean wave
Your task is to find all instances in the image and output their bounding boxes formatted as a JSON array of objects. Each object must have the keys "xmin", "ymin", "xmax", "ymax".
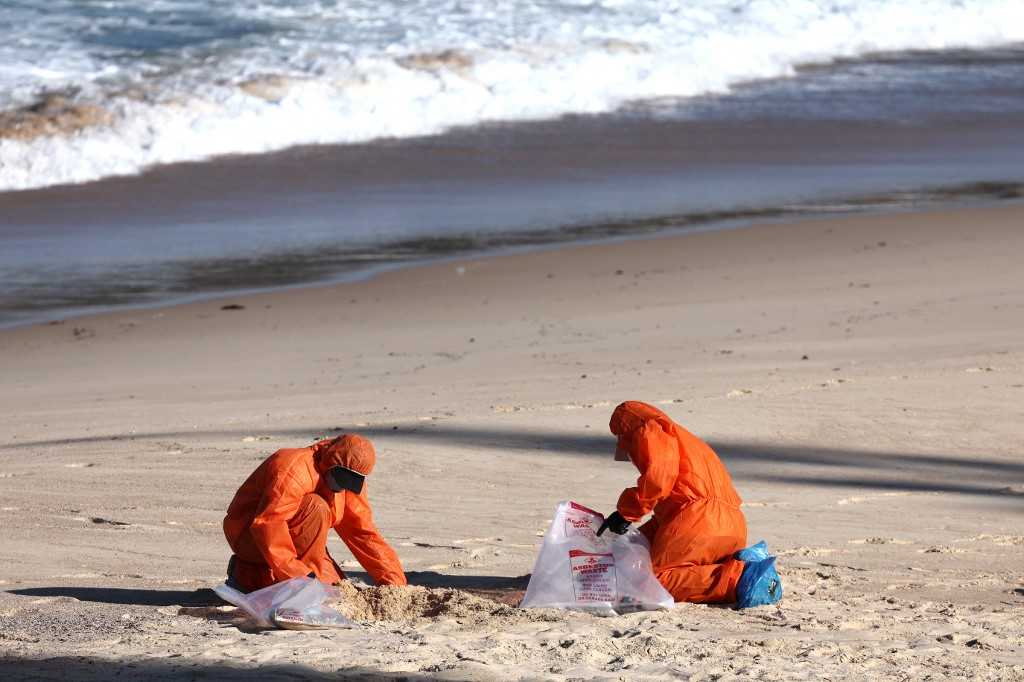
[{"xmin": 1, "ymin": 0, "xmax": 1023, "ymax": 192}]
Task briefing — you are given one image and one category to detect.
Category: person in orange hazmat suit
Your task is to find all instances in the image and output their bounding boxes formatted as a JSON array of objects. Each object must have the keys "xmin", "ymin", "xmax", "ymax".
[
  {"xmin": 223, "ymin": 434, "xmax": 406, "ymax": 592},
  {"xmin": 596, "ymin": 401, "xmax": 781, "ymax": 608}
]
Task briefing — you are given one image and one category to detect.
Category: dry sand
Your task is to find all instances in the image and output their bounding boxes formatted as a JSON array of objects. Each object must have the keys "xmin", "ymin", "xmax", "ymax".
[{"xmin": 1, "ymin": 203, "xmax": 1022, "ymax": 680}]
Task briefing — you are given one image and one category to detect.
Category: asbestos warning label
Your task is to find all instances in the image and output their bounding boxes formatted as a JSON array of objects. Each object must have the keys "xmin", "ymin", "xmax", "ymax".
[
  {"xmin": 568, "ymin": 549, "xmax": 616, "ymax": 602},
  {"xmin": 563, "ymin": 502, "xmax": 601, "ymax": 540}
]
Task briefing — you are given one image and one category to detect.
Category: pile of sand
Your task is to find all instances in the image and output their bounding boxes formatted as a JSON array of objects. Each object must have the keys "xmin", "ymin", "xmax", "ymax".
[{"xmin": 330, "ymin": 582, "xmax": 559, "ymax": 627}]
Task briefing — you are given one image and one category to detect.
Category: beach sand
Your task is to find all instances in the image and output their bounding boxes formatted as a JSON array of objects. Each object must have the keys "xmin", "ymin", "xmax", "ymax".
[{"xmin": 1, "ymin": 203, "xmax": 1022, "ymax": 680}]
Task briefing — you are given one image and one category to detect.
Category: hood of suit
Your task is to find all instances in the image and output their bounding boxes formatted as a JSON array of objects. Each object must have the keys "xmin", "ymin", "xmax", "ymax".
[
  {"xmin": 609, "ymin": 401, "xmax": 674, "ymax": 437},
  {"xmin": 609, "ymin": 400, "xmax": 675, "ymax": 469},
  {"xmin": 313, "ymin": 434, "xmax": 376, "ymax": 477}
]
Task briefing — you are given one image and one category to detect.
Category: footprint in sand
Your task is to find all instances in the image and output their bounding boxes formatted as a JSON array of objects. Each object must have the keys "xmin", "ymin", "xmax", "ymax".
[
  {"xmin": 89, "ymin": 516, "xmax": 133, "ymax": 528},
  {"xmin": 556, "ymin": 400, "xmax": 613, "ymax": 410},
  {"xmin": 778, "ymin": 546, "xmax": 837, "ymax": 558},
  {"xmin": 884, "ymin": 582, "xmax": 926, "ymax": 591},
  {"xmin": 837, "ymin": 620, "xmax": 870, "ymax": 631},
  {"xmin": 836, "ymin": 492, "xmax": 911, "ymax": 506},
  {"xmin": 918, "ymin": 545, "xmax": 969, "ymax": 554},
  {"xmin": 492, "ymin": 404, "xmax": 528, "ymax": 413},
  {"xmin": 848, "ymin": 537, "xmax": 912, "ymax": 545},
  {"xmin": 726, "ymin": 389, "xmax": 753, "ymax": 398},
  {"xmin": 960, "ymin": 534, "xmax": 1024, "ymax": 546}
]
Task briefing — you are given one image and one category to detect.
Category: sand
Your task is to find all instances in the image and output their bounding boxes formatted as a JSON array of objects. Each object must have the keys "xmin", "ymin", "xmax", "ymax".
[
  {"xmin": 330, "ymin": 582, "xmax": 540, "ymax": 626},
  {"xmin": 1, "ymin": 203, "xmax": 1023, "ymax": 680}
]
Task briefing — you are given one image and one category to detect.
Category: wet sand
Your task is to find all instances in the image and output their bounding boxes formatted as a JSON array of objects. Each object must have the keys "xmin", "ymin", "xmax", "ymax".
[{"xmin": 1, "ymin": 202, "xmax": 1022, "ymax": 679}]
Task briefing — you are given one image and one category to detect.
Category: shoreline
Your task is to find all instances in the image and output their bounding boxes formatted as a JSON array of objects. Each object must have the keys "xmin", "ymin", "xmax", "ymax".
[
  {"xmin": 5, "ymin": 70, "xmax": 1024, "ymax": 330},
  {"xmin": 2, "ymin": 178, "xmax": 1022, "ymax": 331}
]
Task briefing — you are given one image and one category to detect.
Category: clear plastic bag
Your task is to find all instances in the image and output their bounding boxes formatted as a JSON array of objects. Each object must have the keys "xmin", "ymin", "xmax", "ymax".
[
  {"xmin": 520, "ymin": 501, "xmax": 675, "ymax": 616},
  {"xmin": 213, "ymin": 576, "xmax": 358, "ymax": 629}
]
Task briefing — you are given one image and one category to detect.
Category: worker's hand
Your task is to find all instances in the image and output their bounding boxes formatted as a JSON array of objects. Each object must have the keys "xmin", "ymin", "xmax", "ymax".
[{"xmin": 596, "ymin": 510, "xmax": 631, "ymax": 537}]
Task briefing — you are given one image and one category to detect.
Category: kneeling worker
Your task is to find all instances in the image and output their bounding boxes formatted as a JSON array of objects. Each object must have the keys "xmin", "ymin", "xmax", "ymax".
[
  {"xmin": 597, "ymin": 401, "xmax": 781, "ymax": 608},
  {"xmin": 223, "ymin": 434, "xmax": 407, "ymax": 592}
]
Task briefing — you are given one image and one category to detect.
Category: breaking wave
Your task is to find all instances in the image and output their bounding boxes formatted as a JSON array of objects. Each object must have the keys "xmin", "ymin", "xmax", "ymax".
[{"xmin": 1, "ymin": 0, "xmax": 1022, "ymax": 192}]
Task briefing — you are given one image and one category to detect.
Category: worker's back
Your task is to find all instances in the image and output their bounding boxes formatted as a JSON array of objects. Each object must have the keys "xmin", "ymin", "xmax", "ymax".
[
  {"xmin": 223, "ymin": 447, "xmax": 318, "ymax": 543},
  {"xmin": 667, "ymin": 423, "xmax": 742, "ymax": 507}
]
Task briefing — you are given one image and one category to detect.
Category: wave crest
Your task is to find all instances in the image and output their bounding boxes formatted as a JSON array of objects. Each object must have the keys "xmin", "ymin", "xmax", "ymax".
[{"xmin": 1, "ymin": 0, "xmax": 1023, "ymax": 192}]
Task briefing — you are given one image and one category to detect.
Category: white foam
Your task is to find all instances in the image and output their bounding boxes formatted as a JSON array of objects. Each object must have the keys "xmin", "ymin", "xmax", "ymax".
[{"xmin": 1, "ymin": 0, "xmax": 1023, "ymax": 192}]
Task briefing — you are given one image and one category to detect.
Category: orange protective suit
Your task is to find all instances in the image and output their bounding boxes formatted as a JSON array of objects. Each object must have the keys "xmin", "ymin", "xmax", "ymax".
[
  {"xmin": 223, "ymin": 434, "xmax": 407, "ymax": 592},
  {"xmin": 610, "ymin": 401, "xmax": 747, "ymax": 603}
]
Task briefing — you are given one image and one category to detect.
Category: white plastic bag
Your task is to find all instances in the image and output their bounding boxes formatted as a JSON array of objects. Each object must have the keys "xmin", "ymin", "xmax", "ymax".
[
  {"xmin": 520, "ymin": 501, "xmax": 675, "ymax": 616},
  {"xmin": 213, "ymin": 576, "xmax": 358, "ymax": 629}
]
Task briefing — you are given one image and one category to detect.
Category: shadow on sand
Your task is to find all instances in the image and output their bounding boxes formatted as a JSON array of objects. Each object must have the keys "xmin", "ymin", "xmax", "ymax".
[
  {"xmin": 10, "ymin": 424, "xmax": 1022, "ymax": 505},
  {"xmin": 8, "ymin": 571, "xmax": 531, "ymax": 608},
  {"xmin": 0, "ymin": 656, "xmax": 434, "ymax": 681},
  {"xmin": 7, "ymin": 586, "xmax": 223, "ymax": 607}
]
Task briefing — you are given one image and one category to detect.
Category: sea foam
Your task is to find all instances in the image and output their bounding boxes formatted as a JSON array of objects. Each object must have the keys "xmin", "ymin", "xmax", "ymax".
[{"xmin": 1, "ymin": 0, "xmax": 1022, "ymax": 192}]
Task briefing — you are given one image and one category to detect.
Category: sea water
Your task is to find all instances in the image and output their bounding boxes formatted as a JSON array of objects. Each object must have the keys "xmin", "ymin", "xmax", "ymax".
[
  {"xmin": 1, "ymin": 1, "xmax": 1023, "ymax": 327},
  {"xmin": 1, "ymin": 0, "xmax": 1022, "ymax": 191}
]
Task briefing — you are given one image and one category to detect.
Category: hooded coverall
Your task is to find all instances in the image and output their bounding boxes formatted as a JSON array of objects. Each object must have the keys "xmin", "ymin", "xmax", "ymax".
[
  {"xmin": 610, "ymin": 401, "xmax": 747, "ymax": 603},
  {"xmin": 223, "ymin": 434, "xmax": 407, "ymax": 592}
]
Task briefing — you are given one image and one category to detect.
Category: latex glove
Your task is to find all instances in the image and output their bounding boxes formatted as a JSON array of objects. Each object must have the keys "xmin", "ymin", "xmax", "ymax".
[{"xmin": 596, "ymin": 510, "xmax": 631, "ymax": 537}]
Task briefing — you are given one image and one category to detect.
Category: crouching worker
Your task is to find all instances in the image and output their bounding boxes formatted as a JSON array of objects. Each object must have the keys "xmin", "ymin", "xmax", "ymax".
[
  {"xmin": 223, "ymin": 434, "xmax": 407, "ymax": 592},
  {"xmin": 596, "ymin": 401, "xmax": 781, "ymax": 608}
]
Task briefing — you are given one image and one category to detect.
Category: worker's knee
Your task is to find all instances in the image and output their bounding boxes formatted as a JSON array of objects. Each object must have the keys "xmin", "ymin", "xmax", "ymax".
[
  {"xmin": 291, "ymin": 494, "xmax": 331, "ymax": 530},
  {"xmin": 302, "ymin": 493, "xmax": 331, "ymax": 519}
]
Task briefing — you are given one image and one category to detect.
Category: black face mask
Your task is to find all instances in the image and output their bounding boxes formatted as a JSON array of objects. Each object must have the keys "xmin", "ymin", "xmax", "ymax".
[{"xmin": 325, "ymin": 466, "xmax": 366, "ymax": 494}]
